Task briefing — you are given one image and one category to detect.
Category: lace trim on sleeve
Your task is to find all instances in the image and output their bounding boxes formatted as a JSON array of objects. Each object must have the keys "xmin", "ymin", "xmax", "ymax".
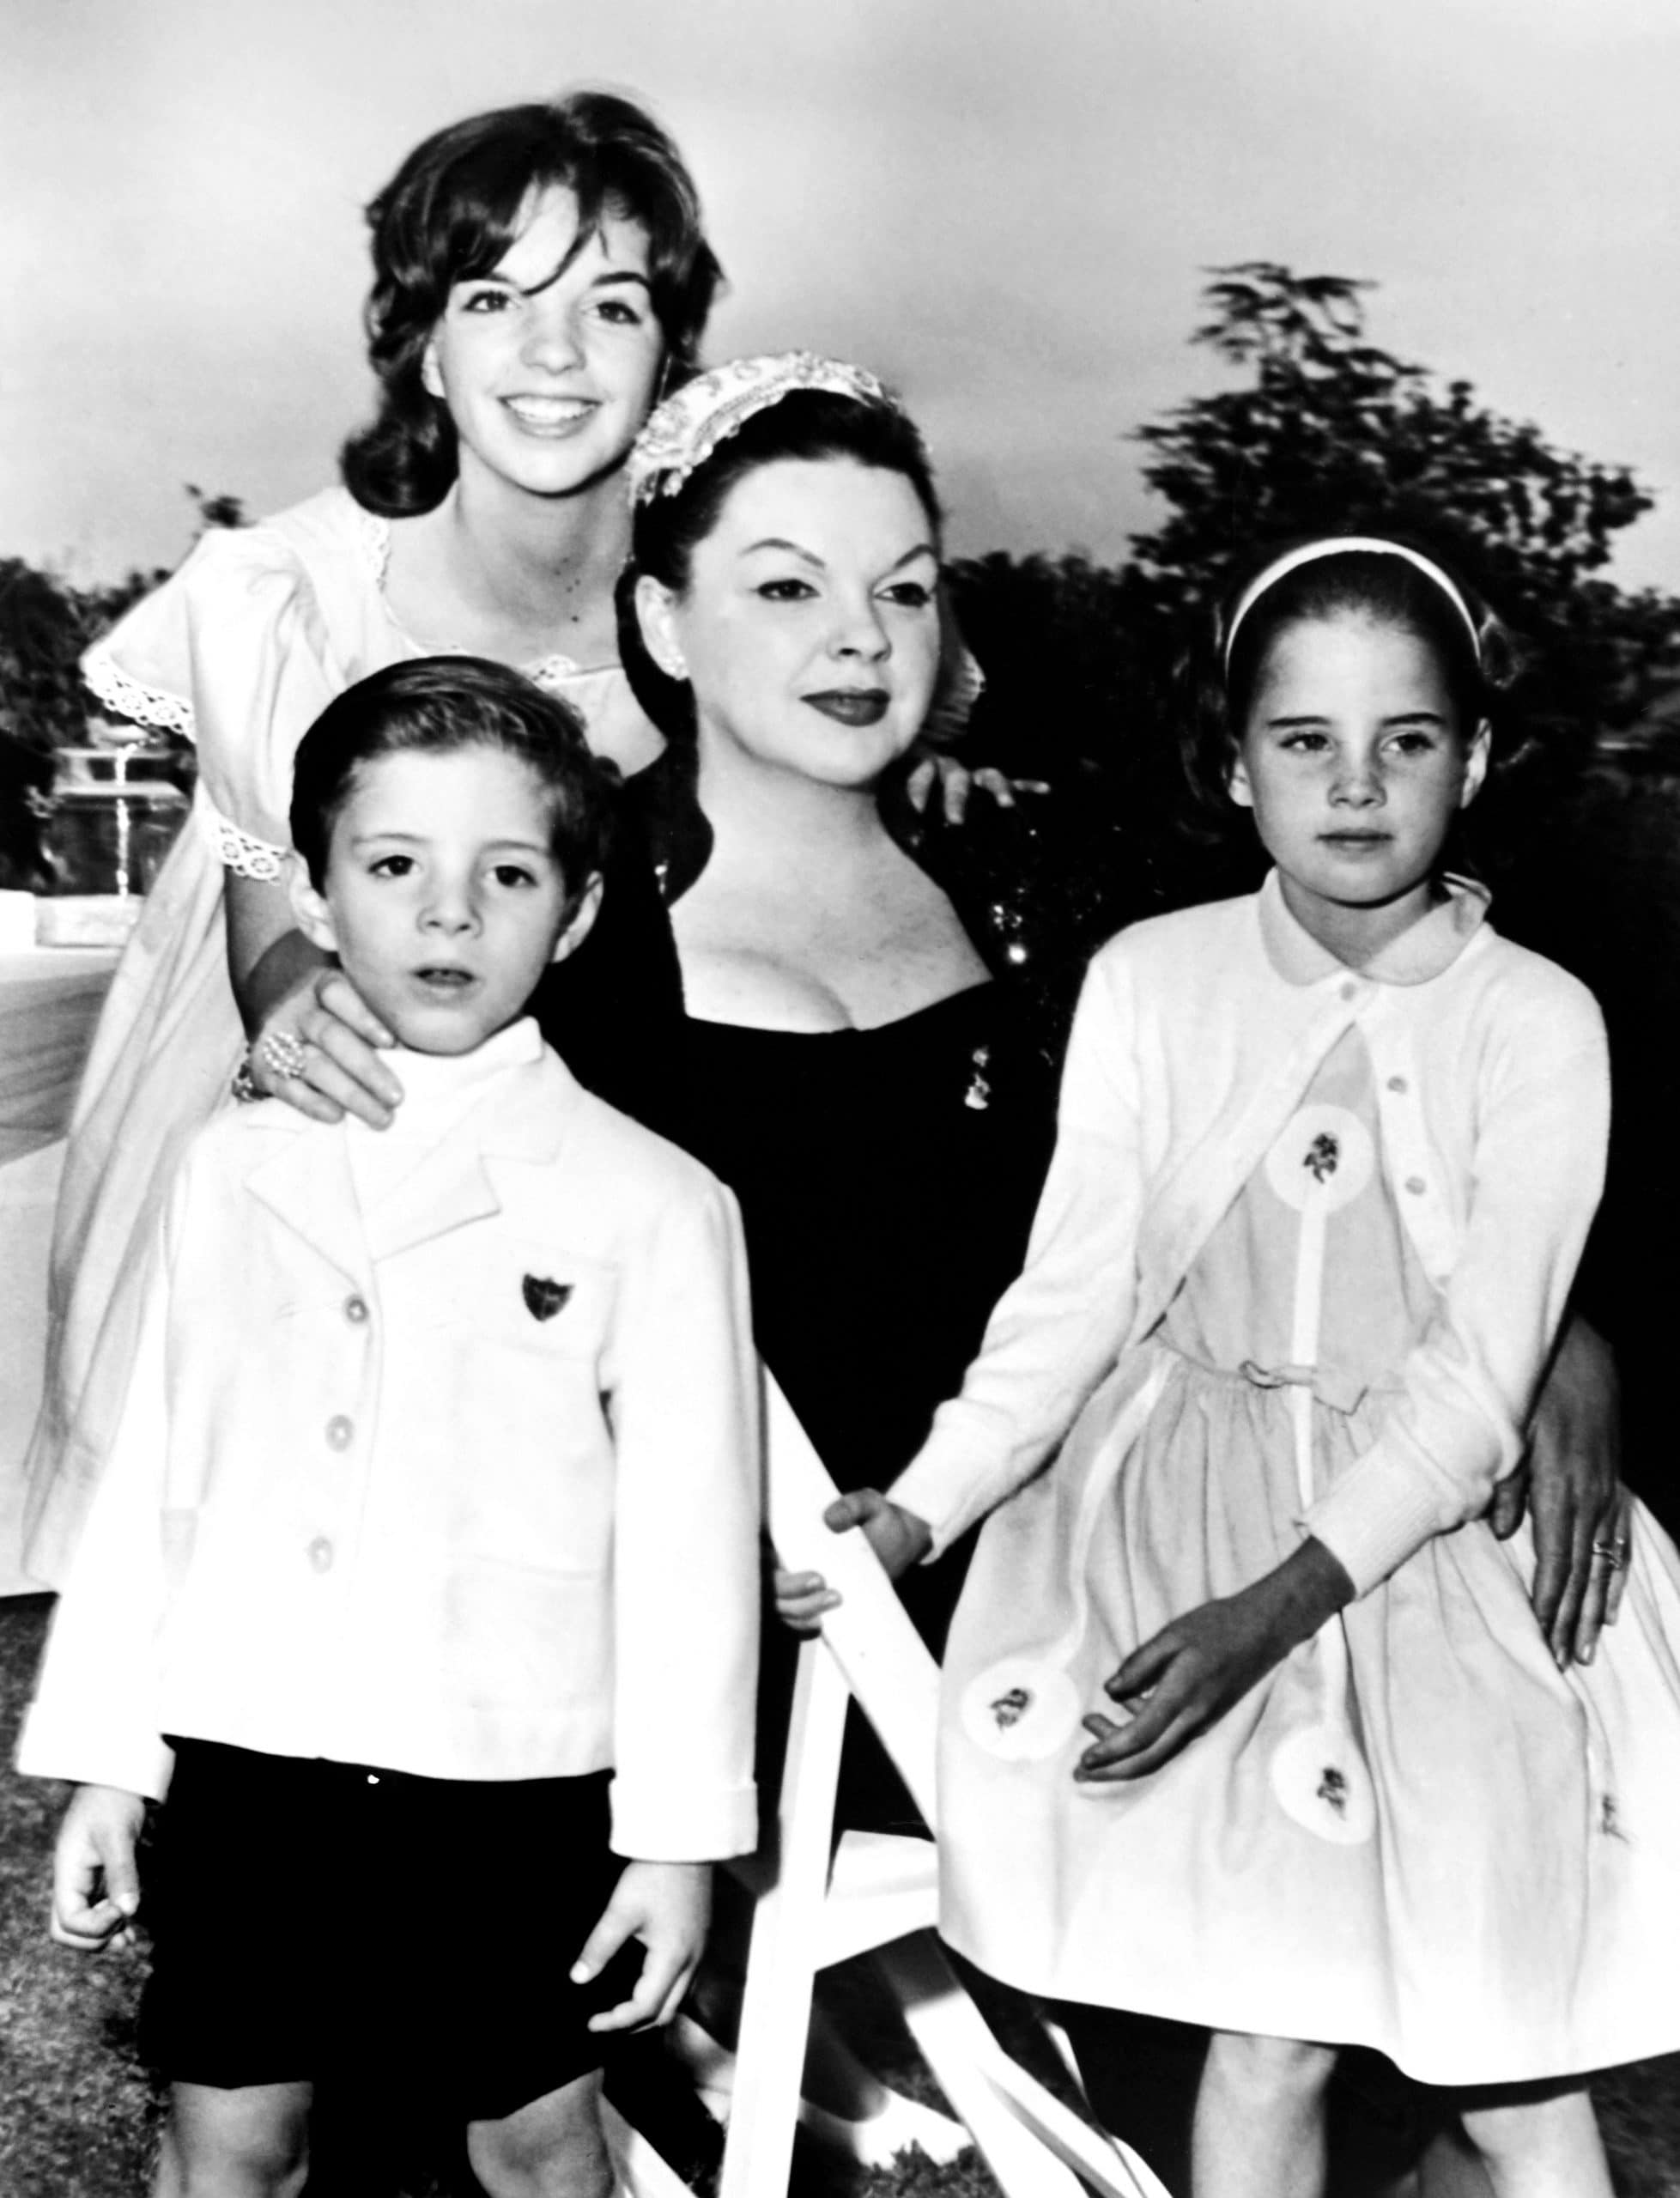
[
  {"xmin": 195, "ymin": 785, "xmax": 288, "ymax": 882},
  {"xmin": 83, "ymin": 646, "xmax": 197, "ymax": 743}
]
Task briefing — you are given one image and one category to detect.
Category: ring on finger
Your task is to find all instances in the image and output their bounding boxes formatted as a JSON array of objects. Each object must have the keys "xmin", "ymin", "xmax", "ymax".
[
  {"xmin": 1590, "ymin": 1538, "xmax": 1627, "ymax": 1570},
  {"xmin": 260, "ymin": 1029, "xmax": 309, "ymax": 1083}
]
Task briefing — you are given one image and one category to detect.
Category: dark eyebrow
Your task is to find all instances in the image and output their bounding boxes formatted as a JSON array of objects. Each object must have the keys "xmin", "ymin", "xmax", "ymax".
[
  {"xmin": 739, "ymin": 538, "xmax": 939, "ymax": 571},
  {"xmin": 349, "ymin": 831, "xmax": 554, "ymax": 855}
]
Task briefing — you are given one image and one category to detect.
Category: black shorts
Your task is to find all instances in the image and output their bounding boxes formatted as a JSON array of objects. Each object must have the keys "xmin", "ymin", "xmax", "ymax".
[{"xmin": 139, "ymin": 1740, "xmax": 643, "ymax": 2121}]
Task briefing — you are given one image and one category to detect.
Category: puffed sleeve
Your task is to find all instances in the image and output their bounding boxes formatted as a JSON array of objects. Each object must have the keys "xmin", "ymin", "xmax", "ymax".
[
  {"xmin": 889, "ymin": 940, "xmax": 1147, "ymax": 1554},
  {"xmin": 82, "ymin": 520, "xmax": 349, "ymax": 881},
  {"xmin": 1303, "ymin": 971, "xmax": 1611, "ymax": 1595},
  {"xmin": 603, "ymin": 1166, "xmax": 761, "ymax": 1861}
]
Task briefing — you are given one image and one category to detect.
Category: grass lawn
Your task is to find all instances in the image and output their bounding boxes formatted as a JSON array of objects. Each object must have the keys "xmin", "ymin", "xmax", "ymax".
[{"xmin": 5, "ymin": 1588, "xmax": 1680, "ymax": 2198}]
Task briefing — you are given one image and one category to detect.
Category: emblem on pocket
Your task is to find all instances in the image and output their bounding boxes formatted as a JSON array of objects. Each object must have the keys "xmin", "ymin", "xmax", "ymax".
[{"xmin": 522, "ymin": 1275, "xmax": 573, "ymax": 1322}]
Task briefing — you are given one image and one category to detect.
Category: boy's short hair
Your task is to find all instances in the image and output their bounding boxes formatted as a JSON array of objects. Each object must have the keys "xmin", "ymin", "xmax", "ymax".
[{"xmin": 289, "ymin": 656, "xmax": 615, "ymax": 895}]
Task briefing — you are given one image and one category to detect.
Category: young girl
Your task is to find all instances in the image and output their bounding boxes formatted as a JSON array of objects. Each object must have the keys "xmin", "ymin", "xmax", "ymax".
[{"xmin": 789, "ymin": 537, "xmax": 1680, "ymax": 2195}]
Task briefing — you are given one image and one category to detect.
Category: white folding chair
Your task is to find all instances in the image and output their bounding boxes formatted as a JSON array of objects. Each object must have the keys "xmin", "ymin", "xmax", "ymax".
[{"xmin": 716, "ymin": 1373, "xmax": 1175, "ymax": 2197}]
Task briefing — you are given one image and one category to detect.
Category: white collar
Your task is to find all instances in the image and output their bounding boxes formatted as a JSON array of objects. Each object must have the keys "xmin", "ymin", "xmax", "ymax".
[{"xmin": 1257, "ymin": 870, "xmax": 1490, "ymax": 989}]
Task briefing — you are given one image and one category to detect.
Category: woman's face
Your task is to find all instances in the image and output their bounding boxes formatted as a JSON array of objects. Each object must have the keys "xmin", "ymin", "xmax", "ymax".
[
  {"xmin": 637, "ymin": 458, "xmax": 942, "ymax": 790},
  {"xmin": 423, "ymin": 185, "xmax": 665, "ymax": 501}
]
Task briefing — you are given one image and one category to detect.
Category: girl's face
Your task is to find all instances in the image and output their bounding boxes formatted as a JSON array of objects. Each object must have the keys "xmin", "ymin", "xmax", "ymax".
[
  {"xmin": 422, "ymin": 185, "xmax": 665, "ymax": 502},
  {"xmin": 291, "ymin": 746, "xmax": 599, "ymax": 1055},
  {"xmin": 1229, "ymin": 611, "xmax": 1489, "ymax": 950},
  {"xmin": 635, "ymin": 457, "xmax": 941, "ymax": 792}
]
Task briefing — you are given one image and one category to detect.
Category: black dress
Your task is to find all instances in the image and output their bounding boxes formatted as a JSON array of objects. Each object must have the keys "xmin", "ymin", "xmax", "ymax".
[{"xmin": 679, "ymin": 985, "xmax": 1052, "ymax": 1659}]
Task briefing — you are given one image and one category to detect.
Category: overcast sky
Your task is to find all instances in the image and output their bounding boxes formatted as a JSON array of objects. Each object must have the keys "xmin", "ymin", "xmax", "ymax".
[{"xmin": 6, "ymin": 0, "xmax": 1678, "ymax": 594}]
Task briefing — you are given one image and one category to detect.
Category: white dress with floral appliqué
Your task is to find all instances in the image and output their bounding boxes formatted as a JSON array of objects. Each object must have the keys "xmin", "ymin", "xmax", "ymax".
[
  {"xmin": 934, "ymin": 1018, "xmax": 1680, "ymax": 2086},
  {"xmin": 23, "ymin": 487, "xmax": 659, "ymax": 1584}
]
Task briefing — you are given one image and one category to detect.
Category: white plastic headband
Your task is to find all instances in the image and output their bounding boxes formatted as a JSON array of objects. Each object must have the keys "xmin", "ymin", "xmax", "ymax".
[{"xmin": 1222, "ymin": 537, "xmax": 1482, "ymax": 669}]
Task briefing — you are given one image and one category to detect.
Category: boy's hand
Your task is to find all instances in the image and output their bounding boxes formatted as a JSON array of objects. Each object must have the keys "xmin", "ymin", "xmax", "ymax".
[
  {"xmin": 572, "ymin": 1860, "xmax": 711, "ymax": 2033},
  {"xmin": 773, "ymin": 1491, "xmax": 933, "ymax": 1635},
  {"xmin": 52, "ymin": 1784, "xmax": 145, "ymax": 1951}
]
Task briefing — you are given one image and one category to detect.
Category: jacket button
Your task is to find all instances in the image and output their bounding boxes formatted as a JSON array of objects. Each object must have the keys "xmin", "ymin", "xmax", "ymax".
[
  {"xmin": 1404, "ymin": 1175, "xmax": 1427, "ymax": 1196},
  {"xmin": 1386, "ymin": 1075, "xmax": 1408, "ymax": 1095},
  {"xmin": 344, "ymin": 1295, "xmax": 369, "ymax": 1325},
  {"xmin": 307, "ymin": 1537, "xmax": 334, "ymax": 1573},
  {"xmin": 325, "ymin": 1415, "xmax": 354, "ymax": 1451}
]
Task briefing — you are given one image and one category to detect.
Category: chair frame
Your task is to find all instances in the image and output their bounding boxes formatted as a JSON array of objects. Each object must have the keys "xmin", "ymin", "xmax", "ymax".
[{"xmin": 713, "ymin": 1374, "xmax": 1174, "ymax": 2197}]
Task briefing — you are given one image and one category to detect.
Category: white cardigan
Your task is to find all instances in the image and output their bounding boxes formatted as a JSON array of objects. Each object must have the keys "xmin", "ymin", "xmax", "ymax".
[
  {"xmin": 20, "ymin": 1022, "xmax": 761, "ymax": 1864},
  {"xmin": 891, "ymin": 877, "xmax": 1610, "ymax": 1598}
]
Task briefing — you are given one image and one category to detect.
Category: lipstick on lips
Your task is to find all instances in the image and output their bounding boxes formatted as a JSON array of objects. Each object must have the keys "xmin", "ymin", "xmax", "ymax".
[{"xmin": 802, "ymin": 688, "xmax": 891, "ymax": 727}]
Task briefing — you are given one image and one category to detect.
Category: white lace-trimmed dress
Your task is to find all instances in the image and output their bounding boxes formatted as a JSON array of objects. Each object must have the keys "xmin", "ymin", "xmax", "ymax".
[
  {"xmin": 892, "ymin": 879, "xmax": 1680, "ymax": 2086},
  {"xmin": 24, "ymin": 486, "xmax": 661, "ymax": 1585}
]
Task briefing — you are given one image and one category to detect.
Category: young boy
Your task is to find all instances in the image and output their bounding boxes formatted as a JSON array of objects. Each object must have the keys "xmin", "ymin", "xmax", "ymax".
[{"xmin": 19, "ymin": 657, "xmax": 761, "ymax": 2198}]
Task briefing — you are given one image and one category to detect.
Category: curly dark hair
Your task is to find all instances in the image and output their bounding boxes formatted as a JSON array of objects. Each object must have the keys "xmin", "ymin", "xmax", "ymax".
[
  {"xmin": 614, "ymin": 385, "xmax": 944, "ymax": 746},
  {"xmin": 289, "ymin": 656, "xmax": 615, "ymax": 900},
  {"xmin": 341, "ymin": 91, "xmax": 722, "ymax": 516}
]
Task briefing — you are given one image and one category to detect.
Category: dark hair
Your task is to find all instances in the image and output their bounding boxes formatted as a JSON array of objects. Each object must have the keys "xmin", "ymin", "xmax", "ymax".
[
  {"xmin": 341, "ymin": 91, "xmax": 722, "ymax": 515},
  {"xmin": 616, "ymin": 386, "xmax": 945, "ymax": 744},
  {"xmin": 1178, "ymin": 533, "xmax": 1525, "ymax": 821},
  {"xmin": 289, "ymin": 656, "xmax": 614, "ymax": 897}
]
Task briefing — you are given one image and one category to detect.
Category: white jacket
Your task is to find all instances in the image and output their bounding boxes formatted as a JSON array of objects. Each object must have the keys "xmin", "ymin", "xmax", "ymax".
[
  {"xmin": 891, "ymin": 877, "xmax": 1610, "ymax": 1597},
  {"xmin": 20, "ymin": 1021, "xmax": 761, "ymax": 1863}
]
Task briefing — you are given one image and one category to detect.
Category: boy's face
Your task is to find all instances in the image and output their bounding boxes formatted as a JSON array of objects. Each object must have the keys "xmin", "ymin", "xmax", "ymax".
[{"xmin": 290, "ymin": 746, "xmax": 600, "ymax": 1055}]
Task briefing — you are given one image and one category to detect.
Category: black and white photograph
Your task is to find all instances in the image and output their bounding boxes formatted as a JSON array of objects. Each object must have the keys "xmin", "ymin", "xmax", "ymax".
[{"xmin": 3, "ymin": 3, "xmax": 1680, "ymax": 2193}]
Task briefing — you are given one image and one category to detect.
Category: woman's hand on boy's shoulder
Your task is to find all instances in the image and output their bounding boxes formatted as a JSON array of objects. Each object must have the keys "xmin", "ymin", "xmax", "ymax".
[
  {"xmin": 573, "ymin": 1860, "xmax": 712, "ymax": 2034},
  {"xmin": 51, "ymin": 1783, "xmax": 146, "ymax": 1952}
]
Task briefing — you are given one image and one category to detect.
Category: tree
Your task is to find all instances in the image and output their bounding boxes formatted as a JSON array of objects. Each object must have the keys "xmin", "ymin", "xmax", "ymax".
[{"xmin": 1128, "ymin": 261, "xmax": 1680, "ymax": 744}]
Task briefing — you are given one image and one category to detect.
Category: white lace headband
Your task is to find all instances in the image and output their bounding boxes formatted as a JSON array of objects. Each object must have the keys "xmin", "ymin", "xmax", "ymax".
[
  {"xmin": 626, "ymin": 351, "xmax": 894, "ymax": 506},
  {"xmin": 1222, "ymin": 537, "xmax": 1483, "ymax": 669}
]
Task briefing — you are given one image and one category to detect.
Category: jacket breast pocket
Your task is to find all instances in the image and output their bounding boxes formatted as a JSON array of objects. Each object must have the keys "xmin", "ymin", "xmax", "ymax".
[{"xmin": 392, "ymin": 1239, "xmax": 619, "ymax": 1569}]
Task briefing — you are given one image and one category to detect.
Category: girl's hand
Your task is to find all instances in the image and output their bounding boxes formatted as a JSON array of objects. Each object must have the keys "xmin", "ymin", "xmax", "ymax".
[
  {"xmin": 1077, "ymin": 1539, "xmax": 1354, "ymax": 1783},
  {"xmin": 1495, "ymin": 1313, "xmax": 1626, "ymax": 1669},
  {"xmin": 904, "ymin": 754, "xmax": 1050, "ymax": 824},
  {"xmin": 772, "ymin": 1490, "xmax": 933, "ymax": 1635},
  {"xmin": 247, "ymin": 966, "xmax": 403, "ymax": 1129},
  {"xmin": 573, "ymin": 1860, "xmax": 711, "ymax": 2032},
  {"xmin": 52, "ymin": 1783, "xmax": 145, "ymax": 1951}
]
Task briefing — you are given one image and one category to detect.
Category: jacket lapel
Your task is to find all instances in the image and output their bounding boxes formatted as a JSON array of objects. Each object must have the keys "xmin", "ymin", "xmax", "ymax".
[
  {"xmin": 365, "ymin": 1051, "xmax": 575, "ymax": 1262},
  {"xmin": 245, "ymin": 1126, "xmax": 371, "ymax": 1288}
]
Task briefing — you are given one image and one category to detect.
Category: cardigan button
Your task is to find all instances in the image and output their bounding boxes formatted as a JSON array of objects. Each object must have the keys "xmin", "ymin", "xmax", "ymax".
[
  {"xmin": 306, "ymin": 1537, "xmax": 334, "ymax": 1573},
  {"xmin": 1386, "ymin": 1075, "xmax": 1408, "ymax": 1095},
  {"xmin": 343, "ymin": 1295, "xmax": 369, "ymax": 1326},
  {"xmin": 1404, "ymin": 1175, "xmax": 1427, "ymax": 1196},
  {"xmin": 1339, "ymin": 980, "xmax": 1359, "ymax": 1003},
  {"xmin": 325, "ymin": 1415, "xmax": 354, "ymax": 1451}
]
